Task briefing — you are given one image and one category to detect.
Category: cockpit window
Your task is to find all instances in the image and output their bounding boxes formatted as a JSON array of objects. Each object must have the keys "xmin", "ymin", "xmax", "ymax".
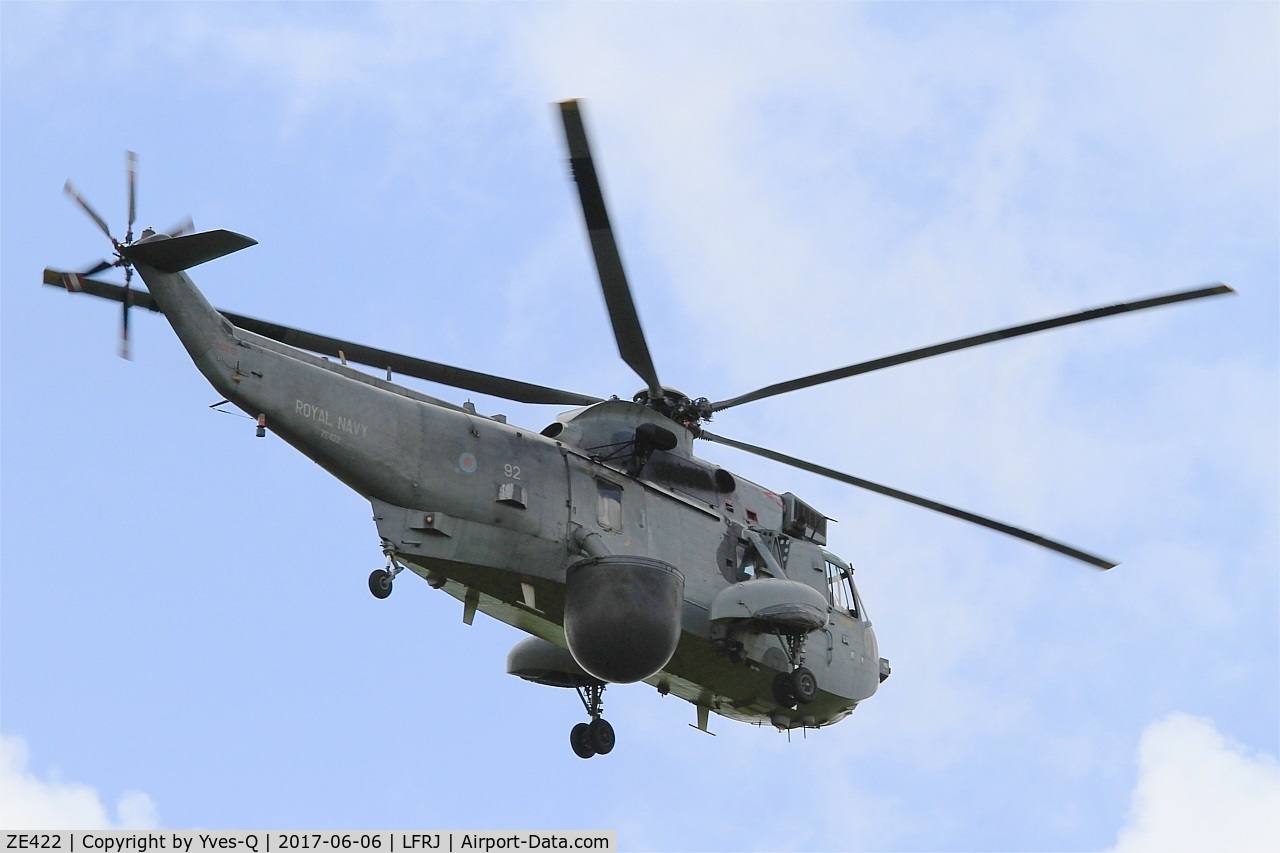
[{"xmin": 825, "ymin": 559, "xmax": 859, "ymax": 618}]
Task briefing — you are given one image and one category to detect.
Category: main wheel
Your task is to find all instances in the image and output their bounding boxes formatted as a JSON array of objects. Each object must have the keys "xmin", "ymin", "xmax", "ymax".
[
  {"xmin": 772, "ymin": 671, "xmax": 797, "ymax": 708},
  {"xmin": 790, "ymin": 666, "xmax": 818, "ymax": 704},
  {"xmin": 368, "ymin": 569, "xmax": 393, "ymax": 600},
  {"xmin": 570, "ymin": 722, "xmax": 596, "ymax": 759},
  {"xmin": 587, "ymin": 718, "xmax": 615, "ymax": 755}
]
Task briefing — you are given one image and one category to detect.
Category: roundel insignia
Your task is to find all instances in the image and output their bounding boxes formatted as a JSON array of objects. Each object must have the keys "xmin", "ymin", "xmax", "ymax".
[{"xmin": 458, "ymin": 453, "xmax": 478, "ymax": 474}]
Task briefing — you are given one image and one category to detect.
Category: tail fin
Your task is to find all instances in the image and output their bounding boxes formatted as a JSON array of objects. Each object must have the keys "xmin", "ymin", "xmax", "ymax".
[{"xmin": 120, "ymin": 230, "xmax": 256, "ymax": 273}]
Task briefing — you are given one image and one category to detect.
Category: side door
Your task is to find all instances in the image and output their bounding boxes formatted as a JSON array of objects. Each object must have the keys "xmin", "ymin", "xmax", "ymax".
[
  {"xmin": 818, "ymin": 554, "xmax": 867, "ymax": 700},
  {"xmin": 564, "ymin": 453, "xmax": 653, "ymax": 558}
]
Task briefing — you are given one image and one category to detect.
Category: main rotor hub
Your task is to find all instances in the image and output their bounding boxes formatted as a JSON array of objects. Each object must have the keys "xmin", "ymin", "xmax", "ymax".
[{"xmin": 633, "ymin": 387, "xmax": 713, "ymax": 431}]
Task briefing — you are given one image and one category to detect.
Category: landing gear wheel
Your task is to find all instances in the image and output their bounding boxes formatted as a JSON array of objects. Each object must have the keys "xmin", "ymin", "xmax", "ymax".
[
  {"xmin": 570, "ymin": 722, "xmax": 596, "ymax": 759},
  {"xmin": 790, "ymin": 666, "xmax": 818, "ymax": 705},
  {"xmin": 368, "ymin": 569, "xmax": 393, "ymax": 600},
  {"xmin": 570, "ymin": 682, "xmax": 614, "ymax": 758},
  {"xmin": 587, "ymin": 718, "xmax": 615, "ymax": 755},
  {"xmin": 772, "ymin": 671, "xmax": 798, "ymax": 708}
]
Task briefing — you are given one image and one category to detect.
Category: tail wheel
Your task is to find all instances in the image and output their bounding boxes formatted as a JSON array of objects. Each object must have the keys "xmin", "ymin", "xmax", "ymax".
[{"xmin": 368, "ymin": 569, "xmax": 393, "ymax": 599}]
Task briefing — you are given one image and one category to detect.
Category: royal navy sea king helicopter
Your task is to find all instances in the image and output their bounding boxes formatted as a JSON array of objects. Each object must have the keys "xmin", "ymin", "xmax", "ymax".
[{"xmin": 44, "ymin": 101, "xmax": 1232, "ymax": 758}]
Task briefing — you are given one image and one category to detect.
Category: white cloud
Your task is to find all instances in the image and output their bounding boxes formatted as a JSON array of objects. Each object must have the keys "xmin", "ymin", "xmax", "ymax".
[
  {"xmin": 0, "ymin": 735, "xmax": 159, "ymax": 830},
  {"xmin": 1108, "ymin": 714, "xmax": 1280, "ymax": 853}
]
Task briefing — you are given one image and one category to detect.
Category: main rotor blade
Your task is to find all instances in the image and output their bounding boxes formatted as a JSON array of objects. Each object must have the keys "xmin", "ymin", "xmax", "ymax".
[
  {"xmin": 41, "ymin": 270, "xmax": 602, "ymax": 407},
  {"xmin": 63, "ymin": 180, "xmax": 114, "ymax": 242},
  {"xmin": 125, "ymin": 151, "xmax": 137, "ymax": 243},
  {"xmin": 713, "ymin": 284, "xmax": 1235, "ymax": 412},
  {"xmin": 700, "ymin": 429, "xmax": 1117, "ymax": 569},
  {"xmin": 559, "ymin": 99, "xmax": 662, "ymax": 397},
  {"xmin": 228, "ymin": 318, "xmax": 601, "ymax": 405}
]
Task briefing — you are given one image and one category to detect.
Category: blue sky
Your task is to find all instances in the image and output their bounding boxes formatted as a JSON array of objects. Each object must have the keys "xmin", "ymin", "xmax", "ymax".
[{"xmin": 2, "ymin": 3, "xmax": 1277, "ymax": 850}]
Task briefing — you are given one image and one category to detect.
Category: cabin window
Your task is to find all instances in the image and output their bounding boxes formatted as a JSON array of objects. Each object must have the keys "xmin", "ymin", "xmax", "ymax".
[
  {"xmin": 826, "ymin": 559, "xmax": 859, "ymax": 618},
  {"xmin": 596, "ymin": 479, "xmax": 622, "ymax": 531}
]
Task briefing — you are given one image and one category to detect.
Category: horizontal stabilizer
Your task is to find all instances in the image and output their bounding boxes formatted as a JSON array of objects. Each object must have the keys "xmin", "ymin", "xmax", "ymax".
[{"xmin": 120, "ymin": 229, "xmax": 256, "ymax": 273}]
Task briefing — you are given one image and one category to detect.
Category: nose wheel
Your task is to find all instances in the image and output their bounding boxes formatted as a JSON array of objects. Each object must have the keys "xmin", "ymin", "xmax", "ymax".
[
  {"xmin": 773, "ymin": 665, "xmax": 818, "ymax": 707},
  {"xmin": 771, "ymin": 630, "xmax": 820, "ymax": 708},
  {"xmin": 570, "ymin": 682, "xmax": 615, "ymax": 758}
]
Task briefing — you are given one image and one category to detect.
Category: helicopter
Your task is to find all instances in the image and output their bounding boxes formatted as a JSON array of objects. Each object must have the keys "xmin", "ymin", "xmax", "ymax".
[{"xmin": 43, "ymin": 100, "xmax": 1233, "ymax": 759}]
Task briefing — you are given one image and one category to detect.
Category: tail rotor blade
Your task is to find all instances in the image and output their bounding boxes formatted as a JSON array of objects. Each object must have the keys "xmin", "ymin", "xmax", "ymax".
[
  {"xmin": 125, "ymin": 151, "xmax": 137, "ymax": 244},
  {"xmin": 166, "ymin": 216, "xmax": 194, "ymax": 238},
  {"xmin": 63, "ymin": 180, "xmax": 115, "ymax": 243},
  {"xmin": 120, "ymin": 266, "xmax": 133, "ymax": 360},
  {"xmin": 83, "ymin": 259, "xmax": 115, "ymax": 276}
]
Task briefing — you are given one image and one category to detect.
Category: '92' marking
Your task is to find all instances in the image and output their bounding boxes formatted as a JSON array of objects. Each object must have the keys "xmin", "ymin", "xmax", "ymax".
[{"xmin": 504, "ymin": 464, "xmax": 521, "ymax": 479}]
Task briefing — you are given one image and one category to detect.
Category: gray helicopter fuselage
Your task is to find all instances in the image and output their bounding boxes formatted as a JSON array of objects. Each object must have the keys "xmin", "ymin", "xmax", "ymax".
[
  {"xmin": 137, "ymin": 253, "xmax": 881, "ymax": 730},
  {"xmin": 49, "ymin": 106, "xmax": 1232, "ymax": 754}
]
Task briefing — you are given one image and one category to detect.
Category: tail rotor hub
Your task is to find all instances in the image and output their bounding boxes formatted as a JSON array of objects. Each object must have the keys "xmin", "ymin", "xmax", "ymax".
[{"xmin": 62, "ymin": 152, "xmax": 192, "ymax": 359}]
